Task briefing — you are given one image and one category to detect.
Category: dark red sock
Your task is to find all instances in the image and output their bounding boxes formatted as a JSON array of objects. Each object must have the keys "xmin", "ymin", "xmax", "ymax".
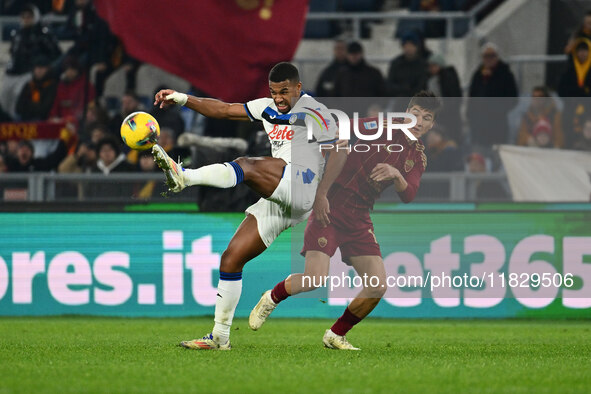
[
  {"xmin": 330, "ymin": 307, "xmax": 362, "ymax": 336},
  {"xmin": 270, "ymin": 280, "xmax": 289, "ymax": 304}
]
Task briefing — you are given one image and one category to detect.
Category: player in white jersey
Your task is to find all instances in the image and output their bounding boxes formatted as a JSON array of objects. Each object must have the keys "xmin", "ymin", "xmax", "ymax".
[{"xmin": 151, "ymin": 62, "xmax": 347, "ymax": 350}]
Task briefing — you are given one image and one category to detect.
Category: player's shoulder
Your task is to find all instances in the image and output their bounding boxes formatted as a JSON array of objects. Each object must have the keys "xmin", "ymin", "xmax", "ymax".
[
  {"xmin": 298, "ymin": 94, "xmax": 333, "ymax": 110},
  {"xmin": 410, "ymin": 139, "xmax": 427, "ymax": 170},
  {"xmin": 245, "ymin": 97, "xmax": 274, "ymax": 119},
  {"xmin": 248, "ymin": 97, "xmax": 273, "ymax": 107}
]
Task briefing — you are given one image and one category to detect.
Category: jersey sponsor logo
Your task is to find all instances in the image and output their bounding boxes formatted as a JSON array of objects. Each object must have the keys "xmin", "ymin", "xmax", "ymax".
[{"xmin": 268, "ymin": 124, "xmax": 294, "ymax": 141}]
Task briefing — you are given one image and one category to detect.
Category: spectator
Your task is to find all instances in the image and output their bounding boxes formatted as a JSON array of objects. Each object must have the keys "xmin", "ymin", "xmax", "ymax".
[
  {"xmin": 558, "ymin": 39, "xmax": 591, "ymax": 146},
  {"xmin": 83, "ymin": 101, "xmax": 110, "ymax": 131},
  {"xmin": 558, "ymin": 39, "xmax": 591, "ymax": 97},
  {"xmin": 467, "ymin": 42, "xmax": 518, "ymax": 146},
  {"xmin": 564, "ymin": 11, "xmax": 591, "ymax": 54},
  {"xmin": 408, "ymin": 0, "xmax": 458, "ymax": 38},
  {"xmin": 93, "ymin": 36, "xmax": 141, "ymax": 98},
  {"xmin": 527, "ymin": 120, "xmax": 555, "ymax": 149},
  {"xmin": 150, "ymin": 86, "xmax": 186, "ymax": 137},
  {"xmin": 5, "ymin": 139, "xmax": 67, "ymax": 172},
  {"xmin": 127, "ymin": 127, "xmax": 189, "ymax": 166},
  {"xmin": 425, "ymin": 127, "xmax": 463, "ymax": 171},
  {"xmin": 0, "ymin": 104, "xmax": 12, "ymax": 123},
  {"xmin": 332, "ymin": 41, "xmax": 386, "ymax": 97},
  {"xmin": 387, "ymin": 31, "xmax": 428, "ymax": 98},
  {"xmin": 314, "ymin": 40, "xmax": 347, "ymax": 96},
  {"xmin": 427, "ymin": 53, "xmax": 463, "ymax": 143},
  {"xmin": 0, "ymin": 154, "xmax": 7, "ymax": 173},
  {"xmin": 60, "ymin": 0, "xmax": 139, "ymax": 97},
  {"xmin": 0, "ymin": 4, "xmax": 61, "ymax": 118},
  {"xmin": 160, "ymin": 127, "xmax": 191, "ymax": 163},
  {"xmin": 59, "ymin": 0, "xmax": 111, "ymax": 69},
  {"xmin": 49, "ymin": 56, "xmax": 95, "ymax": 125},
  {"xmin": 89, "ymin": 124, "xmax": 108, "ymax": 145},
  {"xmin": 466, "ymin": 152, "xmax": 509, "ymax": 200},
  {"xmin": 92, "ymin": 137, "xmax": 134, "ymax": 174},
  {"xmin": 133, "ymin": 150, "xmax": 168, "ymax": 200},
  {"xmin": 15, "ymin": 55, "xmax": 58, "ymax": 121},
  {"xmin": 517, "ymin": 86, "xmax": 564, "ymax": 148},
  {"xmin": 58, "ymin": 140, "xmax": 96, "ymax": 173},
  {"xmin": 573, "ymin": 118, "xmax": 591, "ymax": 151},
  {"xmin": 427, "ymin": 54, "xmax": 462, "ymax": 97},
  {"xmin": 2, "ymin": 0, "xmax": 74, "ymax": 15},
  {"xmin": 108, "ymin": 91, "xmax": 142, "ymax": 135}
]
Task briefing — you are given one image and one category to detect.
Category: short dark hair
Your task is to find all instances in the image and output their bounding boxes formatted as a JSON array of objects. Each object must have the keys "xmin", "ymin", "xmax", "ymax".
[
  {"xmin": 18, "ymin": 139, "xmax": 34, "ymax": 153},
  {"xmin": 96, "ymin": 137, "xmax": 121, "ymax": 156},
  {"xmin": 268, "ymin": 62, "xmax": 299, "ymax": 83},
  {"xmin": 347, "ymin": 41, "xmax": 363, "ymax": 54},
  {"xmin": 576, "ymin": 41, "xmax": 589, "ymax": 52},
  {"xmin": 532, "ymin": 85, "xmax": 550, "ymax": 97},
  {"xmin": 407, "ymin": 90, "xmax": 442, "ymax": 117},
  {"xmin": 123, "ymin": 90, "xmax": 140, "ymax": 101}
]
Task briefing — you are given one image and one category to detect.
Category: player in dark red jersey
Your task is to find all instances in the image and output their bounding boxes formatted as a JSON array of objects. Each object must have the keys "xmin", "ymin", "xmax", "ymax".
[{"xmin": 249, "ymin": 91, "xmax": 441, "ymax": 349}]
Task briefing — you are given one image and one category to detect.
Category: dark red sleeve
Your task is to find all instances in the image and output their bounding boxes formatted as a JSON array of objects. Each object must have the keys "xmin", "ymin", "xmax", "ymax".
[{"xmin": 397, "ymin": 150, "xmax": 426, "ymax": 203}]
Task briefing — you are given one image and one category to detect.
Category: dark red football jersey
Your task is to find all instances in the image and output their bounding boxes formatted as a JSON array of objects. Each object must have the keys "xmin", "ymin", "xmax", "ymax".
[{"xmin": 330, "ymin": 116, "xmax": 427, "ymax": 209}]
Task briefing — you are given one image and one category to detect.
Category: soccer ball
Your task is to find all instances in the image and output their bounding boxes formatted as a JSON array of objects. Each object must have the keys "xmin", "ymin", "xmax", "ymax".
[{"xmin": 120, "ymin": 111, "xmax": 160, "ymax": 150}]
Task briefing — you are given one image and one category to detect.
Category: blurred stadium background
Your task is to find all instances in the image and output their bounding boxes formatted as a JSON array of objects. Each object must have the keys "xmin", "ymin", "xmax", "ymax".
[{"xmin": 0, "ymin": 1, "xmax": 590, "ymax": 392}]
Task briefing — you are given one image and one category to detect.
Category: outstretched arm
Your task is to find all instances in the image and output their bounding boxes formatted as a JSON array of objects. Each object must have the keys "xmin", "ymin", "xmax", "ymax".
[{"xmin": 154, "ymin": 89, "xmax": 250, "ymax": 121}]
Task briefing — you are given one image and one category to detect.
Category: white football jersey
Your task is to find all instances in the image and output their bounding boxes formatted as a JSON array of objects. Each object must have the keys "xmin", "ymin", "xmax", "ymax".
[{"xmin": 245, "ymin": 93, "xmax": 337, "ymax": 182}]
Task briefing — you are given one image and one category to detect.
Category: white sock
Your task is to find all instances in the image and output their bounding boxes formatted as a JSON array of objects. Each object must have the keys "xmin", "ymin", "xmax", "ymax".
[
  {"xmin": 212, "ymin": 274, "xmax": 242, "ymax": 344},
  {"xmin": 183, "ymin": 162, "xmax": 242, "ymax": 188}
]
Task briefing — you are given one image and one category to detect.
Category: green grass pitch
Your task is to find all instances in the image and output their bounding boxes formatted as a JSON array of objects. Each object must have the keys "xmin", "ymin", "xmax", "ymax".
[{"xmin": 1, "ymin": 317, "xmax": 590, "ymax": 393}]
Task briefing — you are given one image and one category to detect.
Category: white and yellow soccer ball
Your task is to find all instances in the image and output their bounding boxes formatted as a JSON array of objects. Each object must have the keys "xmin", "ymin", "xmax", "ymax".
[{"xmin": 120, "ymin": 111, "xmax": 160, "ymax": 150}]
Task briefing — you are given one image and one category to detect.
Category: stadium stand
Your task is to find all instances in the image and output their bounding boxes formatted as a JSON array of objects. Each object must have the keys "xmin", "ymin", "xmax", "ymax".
[{"xmin": 0, "ymin": 0, "xmax": 587, "ymax": 206}]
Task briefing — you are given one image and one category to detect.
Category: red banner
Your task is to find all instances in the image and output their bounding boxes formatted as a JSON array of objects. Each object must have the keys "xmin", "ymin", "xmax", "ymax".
[
  {"xmin": 0, "ymin": 121, "xmax": 67, "ymax": 141},
  {"xmin": 95, "ymin": 0, "xmax": 309, "ymax": 103}
]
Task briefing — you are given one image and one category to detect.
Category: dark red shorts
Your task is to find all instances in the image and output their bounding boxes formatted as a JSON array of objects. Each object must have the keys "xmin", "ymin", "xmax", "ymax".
[{"xmin": 301, "ymin": 203, "xmax": 381, "ymax": 264}]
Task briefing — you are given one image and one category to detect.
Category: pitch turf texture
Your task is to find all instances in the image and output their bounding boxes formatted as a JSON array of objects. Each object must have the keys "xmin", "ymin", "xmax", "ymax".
[{"xmin": 1, "ymin": 317, "xmax": 590, "ymax": 393}]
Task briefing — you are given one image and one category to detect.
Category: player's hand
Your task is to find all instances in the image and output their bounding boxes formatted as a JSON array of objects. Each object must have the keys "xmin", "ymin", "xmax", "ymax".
[
  {"xmin": 154, "ymin": 89, "xmax": 187, "ymax": 108},
  {"xmin": 313, "ymin": 194, "xmax": 331, "ymax": 228},
  {"xmin": 370, "ymin": 163, "xmax": 401, "ymax": 182}
]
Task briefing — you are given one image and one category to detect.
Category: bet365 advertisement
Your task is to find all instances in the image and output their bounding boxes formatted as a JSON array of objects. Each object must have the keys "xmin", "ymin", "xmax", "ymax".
[{"xmin": 0, "ymin": 208, "xmax": 590, "ymax": 318}]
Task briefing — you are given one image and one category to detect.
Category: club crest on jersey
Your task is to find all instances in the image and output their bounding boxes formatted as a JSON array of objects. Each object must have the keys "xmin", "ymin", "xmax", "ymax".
[
  {"xmin": 318, "ymin": 237, "xmax": 328, "ymax": 248},
  {"xmin": 404, "ymin": 159, "xmax": 414, "ymax": 172}
]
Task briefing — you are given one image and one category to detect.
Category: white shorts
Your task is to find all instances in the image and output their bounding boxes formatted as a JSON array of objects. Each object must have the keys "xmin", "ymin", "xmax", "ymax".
[{"xmin": 245, "ymin": 163, "xmax": 317, "ymax": 247}]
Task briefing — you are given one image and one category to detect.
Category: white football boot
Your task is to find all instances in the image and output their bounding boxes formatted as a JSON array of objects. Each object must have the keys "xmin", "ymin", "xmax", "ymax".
[
  {"xmin": 179, "ymin": 333, "xmax": 231, "ymax": 350},
  {"xmin": 322, "ymin": 329, "xmax": 360, "ymax": 350},
  {"xmin": 152, "ymin": 144, "xmax": 186, "ymax": 192},
  {"xmin": 248, "ymin": 290, "xmax": 277, "ymax": 331}
]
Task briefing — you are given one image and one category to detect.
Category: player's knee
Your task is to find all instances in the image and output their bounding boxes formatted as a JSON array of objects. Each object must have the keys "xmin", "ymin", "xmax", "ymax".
[
  {"xmin": 365, "ymin": 274, "xmax": 387, "ymax": 298},
  {"xmin": 299, "ymin": 274, "xmax": 326, "ymax": 292},
  {"xmin": 220, "ymin": 249, "xmax": 243, "ymax": 273},
  {"xmin": 366, "ymin": 283, "xmax": 387, "ymax": 299},
  {"xmin": 233, "ymin": 157, "xmax": 253, "ymax": 176}
]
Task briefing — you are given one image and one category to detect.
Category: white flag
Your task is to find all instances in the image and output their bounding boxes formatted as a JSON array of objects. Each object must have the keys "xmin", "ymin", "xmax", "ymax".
[{"xmin": 498, "ymin": 145, "xmax": 591, "ymax": 202}]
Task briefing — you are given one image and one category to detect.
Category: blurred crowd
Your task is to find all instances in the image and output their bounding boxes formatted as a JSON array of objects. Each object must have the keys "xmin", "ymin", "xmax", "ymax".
[
  {"xmin": 314, "ymin": 16, "xmax": 591, "ymax": 181},
  {"xmin": 0, "ymin": 0, "xmax": 590, "ymax": 202}
]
